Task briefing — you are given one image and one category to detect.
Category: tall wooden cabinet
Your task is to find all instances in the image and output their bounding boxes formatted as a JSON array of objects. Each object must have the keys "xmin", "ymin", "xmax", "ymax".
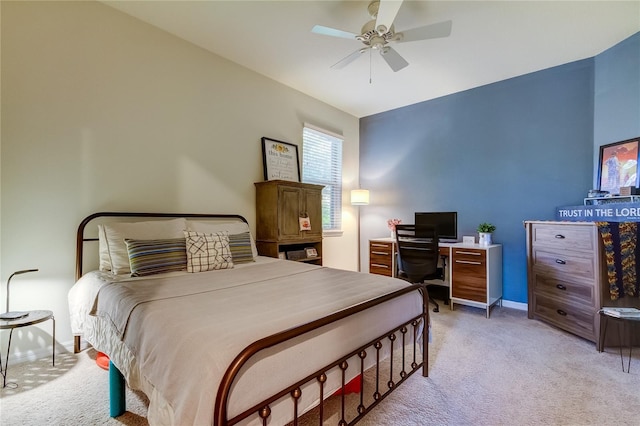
[
  {"xmin": 255, "ymin": 180, "xmax": 323, "ymax": 265},
  {"xmin": 525, "ymin": 220, "xmax": 640, "ymax": 349}
]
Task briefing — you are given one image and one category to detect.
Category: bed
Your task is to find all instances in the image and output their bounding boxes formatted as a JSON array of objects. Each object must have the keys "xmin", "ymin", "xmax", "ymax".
[{"xmin": 68, "ymin": 212, "xmax": 429, "ymax": 425}]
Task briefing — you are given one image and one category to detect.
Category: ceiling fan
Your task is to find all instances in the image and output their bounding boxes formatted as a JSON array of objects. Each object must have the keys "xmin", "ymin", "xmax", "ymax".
[{"xmin": 312, "ymin": 0, "xmax": 452, "ymax": 73}]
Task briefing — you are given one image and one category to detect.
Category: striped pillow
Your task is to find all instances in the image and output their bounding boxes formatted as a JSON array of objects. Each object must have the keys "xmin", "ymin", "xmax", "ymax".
[
  {"xmin": 228, "ymin": 232, "xmax": 255, "ymax": 264},
  {"xmin": 125, "ymin": 238, "xmax": 187, "ymax": 277}
]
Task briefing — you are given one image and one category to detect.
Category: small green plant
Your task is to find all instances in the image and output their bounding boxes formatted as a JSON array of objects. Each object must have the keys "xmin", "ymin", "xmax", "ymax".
[{"xmin": 477, "ymin": 222, "xmax": 496, "ymax": 233}]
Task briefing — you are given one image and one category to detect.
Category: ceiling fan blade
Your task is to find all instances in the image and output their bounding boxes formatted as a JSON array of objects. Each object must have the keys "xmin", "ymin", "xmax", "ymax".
[
  {"xmin": 397, "ymin": 20, "xmax": 452, "ymax": 43},
  {"xmin": 312, "ymin": 25, "xmax": 358, "ymax": 40},
  {"xmin": 375, "ymin": 0, "xmax": 403, "ymax": 34},
  {"xmin": 380, "ymin": 46, "xmax": 409, "ymax": 72},
  {"xmin": 331, "ymin": 48, "xmax": 369, "ymax": 69}
]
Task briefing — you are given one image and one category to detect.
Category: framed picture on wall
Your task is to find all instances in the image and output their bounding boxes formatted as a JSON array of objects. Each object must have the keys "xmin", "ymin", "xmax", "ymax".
[
  {"xmin": 597, "ymin": 137, "xmax": 640, "ymax": 195},
  {"xmin": 261, "ymin": 137, "xmax": 300, "ymax": 182}
]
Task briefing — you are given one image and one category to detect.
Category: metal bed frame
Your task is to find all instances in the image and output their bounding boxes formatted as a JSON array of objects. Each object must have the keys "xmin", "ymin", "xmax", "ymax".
[{"xmin": 75, "ymin": 212, "xmax": 430, "ymax": 425}]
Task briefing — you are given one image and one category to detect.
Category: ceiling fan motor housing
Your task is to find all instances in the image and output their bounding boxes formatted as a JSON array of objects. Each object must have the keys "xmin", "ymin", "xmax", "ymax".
[{"xmin": 357, "ymin": 20, "xmax": 396, "ymax": 47}]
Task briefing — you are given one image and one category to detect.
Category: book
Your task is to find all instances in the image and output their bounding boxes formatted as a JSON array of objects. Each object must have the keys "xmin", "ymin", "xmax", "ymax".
[
  {"xmin": 601, "ymin": 307, "xmax": 640, "ymax": 318},
  {"xmin": 0, "ymin": 311, "xmax": 29, "ymax": 321}
]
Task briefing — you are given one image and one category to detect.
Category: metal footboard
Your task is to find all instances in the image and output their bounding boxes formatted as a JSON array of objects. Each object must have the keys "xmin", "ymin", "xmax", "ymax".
[{"xmin": 214, "ymin": 283, "xmax": 429, "ymax": 425}]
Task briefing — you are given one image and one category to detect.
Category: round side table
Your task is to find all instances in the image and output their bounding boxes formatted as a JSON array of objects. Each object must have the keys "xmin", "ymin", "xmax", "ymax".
[
  {"xmin": 599, "ymin": 310, "xmax": 640, "ymax": 373},
  {"xmin": 0, "ymin": 310, "xmax": 55, "ymax": 388}
]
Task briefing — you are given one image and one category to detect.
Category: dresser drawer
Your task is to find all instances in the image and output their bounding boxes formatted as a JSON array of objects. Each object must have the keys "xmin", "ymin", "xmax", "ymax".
[
  {"xmin": 530, "ymin": 223, "xmax": 595, "ymax": 251},
  {"xmin": 530, "ymin": 247, "xmax": 595, "ymax": 279},
  {"xmin": 530, "ymin": 271, "xmax": 595, "ymax": 307},
  {"xmin": 532, "ymin": 294, "xmax": 596, "ymax": 340}
]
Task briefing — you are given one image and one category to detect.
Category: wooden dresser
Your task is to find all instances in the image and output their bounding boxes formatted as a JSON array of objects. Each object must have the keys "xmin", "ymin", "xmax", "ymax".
[
  {"xmin": 255, "ymin": 180, "xmax": 323, "ymax": 265},
  {"xmin": 526, "ymin": 221, "xmax": 608, "ymax": 347},
  {"xmin": 526, "ymin": 220, "xmax": 640, "ymax": 350}
]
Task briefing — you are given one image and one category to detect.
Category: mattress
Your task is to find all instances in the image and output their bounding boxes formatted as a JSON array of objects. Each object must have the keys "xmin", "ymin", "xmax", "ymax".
[{"xmin": 68, "ymin": 256, "xmax": 423, "ymax": 425}]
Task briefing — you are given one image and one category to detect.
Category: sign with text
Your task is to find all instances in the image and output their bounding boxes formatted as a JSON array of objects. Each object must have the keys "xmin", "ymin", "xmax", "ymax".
[
  {"xmin": 555, "ymin": 202, "xmax": 640, "ymax": 222},
  {"xmin": 261, "ymin": 137, "xmax": 300, "ymax": 182}
]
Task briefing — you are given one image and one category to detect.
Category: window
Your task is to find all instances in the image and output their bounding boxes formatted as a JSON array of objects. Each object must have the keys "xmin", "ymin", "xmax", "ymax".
[{"xmin": 302, "ymin": 125, "xmax": 343, "ymax": 232}]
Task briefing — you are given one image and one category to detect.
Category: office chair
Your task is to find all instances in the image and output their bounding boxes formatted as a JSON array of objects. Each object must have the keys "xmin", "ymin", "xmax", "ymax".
[{"xmin": 395, "ymin": 224, "xmax": 449, "ymax": 312}]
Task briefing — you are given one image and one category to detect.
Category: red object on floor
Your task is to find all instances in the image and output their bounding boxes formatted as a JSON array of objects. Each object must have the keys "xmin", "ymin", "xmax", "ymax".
[
  {"xmin": 332, "ymin": 374, "xmax": 362, "ymax": 396},
  {"xmin": 96, "ymin": 352, "xmax": 110, "ymax": 370}
]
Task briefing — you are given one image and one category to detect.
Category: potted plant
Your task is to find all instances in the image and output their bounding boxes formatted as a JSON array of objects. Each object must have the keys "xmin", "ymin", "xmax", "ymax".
[{"xmin": 477, "ymin": 222, "xmax": 496, "ymax": 246}]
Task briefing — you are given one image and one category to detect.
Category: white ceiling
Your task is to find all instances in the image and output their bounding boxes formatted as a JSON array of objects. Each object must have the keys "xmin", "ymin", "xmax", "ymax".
[{"xmin": 103, "ymin": 0, "xmax": 640, "ymax": 118}]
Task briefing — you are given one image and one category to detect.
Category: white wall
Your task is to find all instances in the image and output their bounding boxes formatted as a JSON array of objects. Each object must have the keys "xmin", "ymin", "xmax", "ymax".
[{"xmin": 1, "ymin": 1, "xmax": 360, "ymax": 359}]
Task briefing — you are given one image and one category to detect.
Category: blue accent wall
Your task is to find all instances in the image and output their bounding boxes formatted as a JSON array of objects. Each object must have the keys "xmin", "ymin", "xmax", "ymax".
[
  {"xmin": 593, "ymin": 32, "xmax": 640, "ymax": 186},
  {"xmin": 359, "ymin": 32, "xmax": 639, "ymax": 304}
]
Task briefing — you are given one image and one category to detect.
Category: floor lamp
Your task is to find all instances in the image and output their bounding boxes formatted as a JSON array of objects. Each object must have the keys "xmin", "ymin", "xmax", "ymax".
[{"xmin": 351, "ymin": 189, "xmax": 370, "ymax": 272}]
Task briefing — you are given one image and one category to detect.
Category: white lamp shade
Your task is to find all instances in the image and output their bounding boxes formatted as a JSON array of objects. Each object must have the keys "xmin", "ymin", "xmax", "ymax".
[{"xmin": 351, "ymin": 189, "xmax": 370, "ymax": 205}]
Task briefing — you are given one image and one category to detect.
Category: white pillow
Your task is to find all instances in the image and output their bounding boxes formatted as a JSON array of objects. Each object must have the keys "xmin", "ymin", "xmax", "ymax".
[
  {"xmin": 99, "ymin": 218, "xmax": 187, "ymax": 275},
  {"xmin": 186, "ymin": 220, "xmax": 258, "ymax": 259}
]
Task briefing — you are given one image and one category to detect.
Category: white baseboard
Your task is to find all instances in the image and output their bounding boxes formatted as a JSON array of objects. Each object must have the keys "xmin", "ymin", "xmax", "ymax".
[{"xmin": 502, "ymin": 299, "xmax": 528, "ymax": 311}]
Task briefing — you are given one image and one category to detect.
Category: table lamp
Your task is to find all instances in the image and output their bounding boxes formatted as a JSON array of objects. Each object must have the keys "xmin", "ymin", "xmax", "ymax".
[{"xmin": 0, "ymin": 269, "xmax": 38, "ymax": 320}]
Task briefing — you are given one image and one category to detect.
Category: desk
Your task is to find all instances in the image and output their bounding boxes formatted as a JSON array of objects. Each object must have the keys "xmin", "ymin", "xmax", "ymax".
[
  {"xmin": 0, "ymin": 310, "xmax": 55, "ymax": 388},
  {"xmin": 368, "ymin": 238, "xmax": 451, "ymax": 278},
  {"xmin": 369, "ymin": 239, "xmax": 503, "ymax": 317},
  {"xmin": 598, "ymin": 311, "xmax": 640, "ymax": 373}
]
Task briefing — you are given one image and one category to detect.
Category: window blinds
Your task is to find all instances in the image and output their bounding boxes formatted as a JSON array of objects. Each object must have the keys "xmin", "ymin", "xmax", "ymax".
[{"xmin": 302, "ymin": 125, "xmax": 343, "ymax": 231}]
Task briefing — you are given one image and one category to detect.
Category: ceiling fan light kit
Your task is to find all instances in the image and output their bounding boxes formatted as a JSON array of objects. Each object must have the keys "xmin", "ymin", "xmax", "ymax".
[{"xmin": 312, "ymin": 0, "xmax": 452, "ymax": 74}]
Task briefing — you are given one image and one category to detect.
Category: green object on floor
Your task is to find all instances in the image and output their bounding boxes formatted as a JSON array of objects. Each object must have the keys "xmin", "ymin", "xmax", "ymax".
[{"xmin": 109, "ymin": 361, "xmax": 126, "ymax": 417}]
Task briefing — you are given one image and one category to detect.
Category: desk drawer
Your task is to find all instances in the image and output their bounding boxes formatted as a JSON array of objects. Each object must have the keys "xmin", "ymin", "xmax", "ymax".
[
  {"xmin": 369, "ymin": 241, "xmax": 394, "ymax": 276},
  {"xmin": 370, "ymin": 241, "xmax": 393, "ymax": 256},
  {"xmin": 452, "ymin": 248, "xmax": 486, "ymax": 262},
  {"xmin": 451, "ymin": 248, "xmax": 487, "ymax": 302}
]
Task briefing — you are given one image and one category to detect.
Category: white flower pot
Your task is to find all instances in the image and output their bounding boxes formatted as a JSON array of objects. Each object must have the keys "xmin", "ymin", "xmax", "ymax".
[{"xmin": 479, "ymin": 232, "xmax": 492, "ymax": 246}]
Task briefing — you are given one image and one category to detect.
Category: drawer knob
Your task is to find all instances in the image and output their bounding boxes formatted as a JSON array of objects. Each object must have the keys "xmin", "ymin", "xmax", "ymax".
[
  {"xmin": 555, "ymin": 259, "xmax": 566, "ymax": 265},
  {"xmin": 557, "ymin": 309, "xmax": 567, "ymax": 316},
  {"xmin": 556, "ymin": 284, "xmax": 567, "ymax": 291},
  {"xmin": 555, "ymin": 234, "xmax": 565, "ymax": 239}
]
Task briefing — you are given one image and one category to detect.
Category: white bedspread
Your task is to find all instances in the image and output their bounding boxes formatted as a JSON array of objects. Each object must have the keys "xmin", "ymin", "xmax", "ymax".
[{"xmin": 69, "ymin": 258, "xmax": 423, "ymax": 425}]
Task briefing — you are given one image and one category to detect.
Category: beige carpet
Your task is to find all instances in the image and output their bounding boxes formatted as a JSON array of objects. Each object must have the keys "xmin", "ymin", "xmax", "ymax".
[{"xmin": 1, "ymin": 304, "xmax": 639, "ymax": 425}]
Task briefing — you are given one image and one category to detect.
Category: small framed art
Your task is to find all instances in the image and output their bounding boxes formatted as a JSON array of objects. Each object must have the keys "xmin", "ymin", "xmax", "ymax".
[
  {"xmin": 597, "ymin": 137, "xmax": 640, "ymax": 195},
  {"xmin": 261, "ymin": 137, "xmax": 300, "ymax": 182}
]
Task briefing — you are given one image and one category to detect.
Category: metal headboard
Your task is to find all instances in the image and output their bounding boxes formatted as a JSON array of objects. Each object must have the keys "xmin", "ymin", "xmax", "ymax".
[{"xmin": 75, "ymin": 212, "xmax": 249, "ymax": 280}]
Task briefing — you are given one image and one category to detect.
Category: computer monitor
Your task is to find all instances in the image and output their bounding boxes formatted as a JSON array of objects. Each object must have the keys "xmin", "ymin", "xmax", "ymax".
[{"xmin": 415, "ymin": 212, "xmax": 458, "ymax": 241}]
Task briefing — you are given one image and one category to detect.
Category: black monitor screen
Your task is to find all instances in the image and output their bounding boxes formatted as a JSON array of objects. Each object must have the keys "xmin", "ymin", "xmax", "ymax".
[{"xmin": 415, "ymin": 212, "xmax": 458, "ymax": 241}]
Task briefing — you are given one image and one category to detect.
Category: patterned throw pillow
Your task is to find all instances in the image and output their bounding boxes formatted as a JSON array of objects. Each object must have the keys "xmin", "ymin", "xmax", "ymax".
[
  {"xmin": 125, "ymin": 238, "xmax": 187, "ymax": 277},
  {"xmin": 228, "ymin": 232, "xmax": 255, "ymax": 264},
  {"xmin": 184, "ymin": 231, "xmax": 234, "ymax": 273}
]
